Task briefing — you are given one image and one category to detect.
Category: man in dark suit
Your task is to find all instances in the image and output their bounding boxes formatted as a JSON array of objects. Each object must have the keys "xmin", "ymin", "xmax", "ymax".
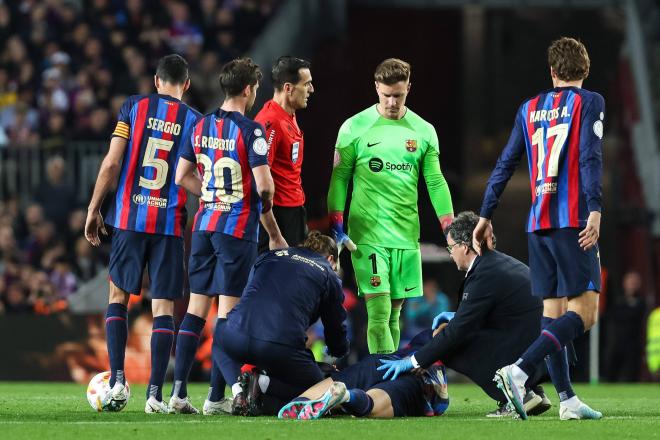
[{"xmin": 377, "ymin": 211, "xmax": 546, "ymax": 416}]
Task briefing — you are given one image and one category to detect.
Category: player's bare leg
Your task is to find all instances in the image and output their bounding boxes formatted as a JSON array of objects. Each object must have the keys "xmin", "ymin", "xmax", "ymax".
[
  {"xmin": 365, "ymin": 293, "xmax": 395, "ymax": 354},
  {"xmin": 103, "ymin": 282, "xmax": 130, "ymax": 410},
  {"xmin": 365, "ymin": 388, "xmax": 394, "ymax": 418},
  {"xmin": 145, "ymin": 298, "xmax": 175, "ymax": 413}
]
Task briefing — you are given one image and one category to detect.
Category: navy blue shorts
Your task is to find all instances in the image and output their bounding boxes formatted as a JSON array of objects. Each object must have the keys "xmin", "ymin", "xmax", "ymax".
[
  {"xmin": 528, "ymin": 228, "xmax": 601, "ymax": 299},
  {"xmin": 109, "ymin": 229, "xmax": 184, "ymax": 300},
  {"xmin": 188, "ymin": 231, "xmax": 257, "ymax": 297},
  {"xmin": 330, "ymin": 354, "xmax": 395, "ymax": 389},
  {"xmin": 371, "ymin": 374, "xmax": 427, "ymax": 417},
  {"xmin": 330, "ymin": 354, "xmax": 426, "ymax": 417}
]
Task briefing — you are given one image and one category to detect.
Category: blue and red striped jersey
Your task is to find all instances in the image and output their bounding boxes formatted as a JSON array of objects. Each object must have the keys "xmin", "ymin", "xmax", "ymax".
[
  {"xmin": 104, "ymin": 94, "xmax": 201, "ymax": 237},
  {"xmin": 480, "ymin": 87, "xmax": 604, "ymax": 232},
  {"xmin": 180, "ymin": 108, "xmax": 269, "ymax": 241}
]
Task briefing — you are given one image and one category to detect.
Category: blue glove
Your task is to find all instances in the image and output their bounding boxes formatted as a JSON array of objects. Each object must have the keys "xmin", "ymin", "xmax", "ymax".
[
  {"xmin": 329, "ymin": 212, "xmax": 356, "ymax": 252},
  {"xmin": 431, "ymin": 312, "xmax": 456, "ymax": 330},
  {"xmin": 377, "ymin": 357, "xmax": 414, "ymax": 381}
]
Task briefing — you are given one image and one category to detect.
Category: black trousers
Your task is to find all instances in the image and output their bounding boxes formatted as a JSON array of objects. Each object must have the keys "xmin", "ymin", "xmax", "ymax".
[
  {"xmin": 258, "ymin": 205, "xmax": 307, "ymax": 253},
  {"xmin": 219, "ymin": 325, "xmax": 323, "ymax": 403},
  {"xmin": 443, "ymin": 309, "xmax": 542, "ymax": 403}
]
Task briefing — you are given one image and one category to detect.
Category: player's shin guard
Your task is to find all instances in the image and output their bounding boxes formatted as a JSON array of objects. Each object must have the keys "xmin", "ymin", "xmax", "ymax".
[
  {"xmin": 541, "ymin": 317, "xmax": 576, "ymax": 402},
  {"xmin": 366, "ymin": 295, "xmax": 394, "ymax": 354},
  {"xmin": 148, "ymin": 315, "xmax": 175, "ymax": 401},
  {"xmin": 105, "ymin": 303, "xmax": 128, "ymax": 387},
  {"xmin": 389, "ymin": 306, "xmax": 402, "ymax": 350},
  {"xmin": 172, "ymin": 313, "xmax": 206, "ymax": 398},
  {"xmin": 343, "ymin": 389, "xmax": 374, "ymax": 417},
  {"xmin": 517, "ymin": 311, "xmax": 585, "ymax": 377}
]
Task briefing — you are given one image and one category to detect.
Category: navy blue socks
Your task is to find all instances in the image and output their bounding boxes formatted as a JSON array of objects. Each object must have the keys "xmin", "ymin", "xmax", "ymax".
[
  {"xmin": 541, "ymin": 316, "xmax": 576, "ymax": 402},
  {"xmin": 105, "ymin": 303, "xmax": 128, "ymax": 388},
  {"xmin": 344, "ymin": 389, "xmax": 373, "ymax": 417},
  {"xmin": 517, "ymin": 311, "xmax": 585, "ymax": 377},
  {"xmin": 172, "ymin": 313, "xmax": 206, "ymax": 398},
  {"xmin": 148, "ymin": 315, "xmax": 175, "ymax": 401}
]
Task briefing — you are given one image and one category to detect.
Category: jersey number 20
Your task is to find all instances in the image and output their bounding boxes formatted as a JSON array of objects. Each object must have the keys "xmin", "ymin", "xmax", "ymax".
[{"xmin": 196, "ymin": 154, "xmax": 244, "ymax": 204}]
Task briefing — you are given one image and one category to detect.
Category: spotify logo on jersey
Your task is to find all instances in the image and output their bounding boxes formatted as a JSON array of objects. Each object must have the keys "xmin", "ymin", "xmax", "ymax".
[{"xmin": 369, "ymin": 157, "xmax": 384, "ymax": 172}]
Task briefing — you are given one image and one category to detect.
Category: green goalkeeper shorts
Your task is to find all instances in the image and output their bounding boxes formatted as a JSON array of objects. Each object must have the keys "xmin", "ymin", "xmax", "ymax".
[{"xmin": 351, "ymin": 244, "xmax": 423, "ymax": 299}]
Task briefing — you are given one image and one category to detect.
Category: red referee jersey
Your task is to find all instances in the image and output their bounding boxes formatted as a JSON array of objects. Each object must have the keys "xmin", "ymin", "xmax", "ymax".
[{"xmin": 254, "ymin": 100, "xmax": 305, "ymax": 207}]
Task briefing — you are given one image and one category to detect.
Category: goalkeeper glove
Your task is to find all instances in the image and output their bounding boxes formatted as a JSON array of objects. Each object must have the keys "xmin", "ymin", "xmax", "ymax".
[{"xmin": 329, "ymin": 212, "xmax": 356, "ymax": 252}]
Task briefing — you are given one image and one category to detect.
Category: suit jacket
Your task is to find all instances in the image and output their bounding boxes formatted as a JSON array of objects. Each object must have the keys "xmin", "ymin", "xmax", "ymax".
[{"xmin": 414, "ymin": 249, "xmax": 542, "ymax": 368}]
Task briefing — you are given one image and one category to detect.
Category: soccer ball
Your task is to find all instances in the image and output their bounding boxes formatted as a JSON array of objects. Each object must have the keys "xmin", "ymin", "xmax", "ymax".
[{"xmin": 86, "ymin": 371, "xmax": 131, "ymax": 412}]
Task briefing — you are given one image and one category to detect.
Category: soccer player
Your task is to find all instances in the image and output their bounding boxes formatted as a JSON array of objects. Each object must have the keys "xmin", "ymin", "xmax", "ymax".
[
  {"xmin": 277, "ymin": 330, "xmax": 449, "ymax": 420},
  {"xmin": 84, "ymin": 54, "xmax": 200, "ymax": 413},
  {"xmin": 254, "ymin": 56, "xmax": 314, "ymax": 252},
  {"xmin": 327, "ymin": 58, "xmax": 454, "ymax": 354},
  {"xmin": 170, "ymin": 57, "xmax": 287, "ymax": 415},
  {"xmin": 472, "ymin": 37, "xmax": 604, "ymax": 420}
]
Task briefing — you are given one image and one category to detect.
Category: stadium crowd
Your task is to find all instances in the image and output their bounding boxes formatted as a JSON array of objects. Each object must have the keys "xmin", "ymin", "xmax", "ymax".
[{"xmin": 0, "ymin": 0, "xmax": 278, "ymax": 150}]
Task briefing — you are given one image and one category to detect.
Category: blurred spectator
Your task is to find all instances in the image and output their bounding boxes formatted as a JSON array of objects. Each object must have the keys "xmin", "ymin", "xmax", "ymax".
[
  {"xmin": 403, "ymin": 278, "xmax": 451, "ymax": 340},
  {"xmin": 35, "ymin": 155, "xmax": 77, "ymax": 232},
  {"xmin": 4, "ymin": 282, "xmax": 32, "ymax": 314},
  {"xmin": 604, "ymin": 271, "xmax": 647, "ymax": 382}
]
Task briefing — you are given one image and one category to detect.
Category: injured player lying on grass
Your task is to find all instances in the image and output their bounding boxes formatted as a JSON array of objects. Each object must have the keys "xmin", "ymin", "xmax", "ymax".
[{"xmin": 228, "ymin": 324, "xmax": 554, "ymax": 418}]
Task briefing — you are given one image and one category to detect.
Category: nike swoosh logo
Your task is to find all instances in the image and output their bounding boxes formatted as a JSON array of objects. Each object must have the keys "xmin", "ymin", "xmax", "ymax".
[
  {"xmin": 367, "ymin": 142, "xmax": 381, "ymax": 148},
  {"xmin": 404, "ymin": 286, "xmax": 416, "ymax": 292}
]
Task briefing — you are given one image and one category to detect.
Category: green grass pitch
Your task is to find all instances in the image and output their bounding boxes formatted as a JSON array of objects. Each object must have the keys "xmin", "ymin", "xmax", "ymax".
[{"xmin": 1, "ymin": 382, "xmax": 659, "ymax": 439}]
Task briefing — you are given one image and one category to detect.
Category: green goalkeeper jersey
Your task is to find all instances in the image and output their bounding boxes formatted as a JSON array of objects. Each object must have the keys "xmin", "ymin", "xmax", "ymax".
[{"xmin": 328, "ymin": 105, "xmax": 453, "ymax": 249}]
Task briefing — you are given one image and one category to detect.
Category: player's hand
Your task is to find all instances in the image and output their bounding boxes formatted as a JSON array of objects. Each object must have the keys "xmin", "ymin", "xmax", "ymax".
[
  {"xmin": 579, "ymin": 211, "xmax": 601, "ymax": 251},
  {"xmin": 377, "ymin": 357, "xmax": 413, "ymax": 381},
  {"xmin": 472, "ymin": 217, "xmax": 494, "ymax": 256},
  {"xmin": 329, "ymin": 212, "xmax": 357, "ymax": 253},
  {"xmin": 84, "ymin": 210, "xmax": 107, "ymax": 247},
  {"xmin": 269, "ymin": 235, "xmax": 288, "ymax": 250},
  {"xmin": 431, "ymin": 311, "xmax": 455, "ymax": 330}
]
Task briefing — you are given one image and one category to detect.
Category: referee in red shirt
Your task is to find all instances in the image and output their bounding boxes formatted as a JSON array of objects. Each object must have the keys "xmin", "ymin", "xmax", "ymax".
[{"xmin": 255, "ymin": 56, "xmax": 314, "ymax": 252}]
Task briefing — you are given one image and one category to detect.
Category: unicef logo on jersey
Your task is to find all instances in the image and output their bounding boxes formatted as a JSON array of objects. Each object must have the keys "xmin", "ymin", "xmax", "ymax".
[
  {"xmin": 369, "ymin": 157, "xmax": 384, "ymax": 172},
  {"xmin": 132, "ymin": 194, "xmax": 147, "ymax": 205}
]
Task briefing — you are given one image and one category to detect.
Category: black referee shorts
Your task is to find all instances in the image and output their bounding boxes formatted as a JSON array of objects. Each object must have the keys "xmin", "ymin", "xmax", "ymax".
[{"xmin": 258, "ymin": 205, "xmax": 307, "ymax": 253}]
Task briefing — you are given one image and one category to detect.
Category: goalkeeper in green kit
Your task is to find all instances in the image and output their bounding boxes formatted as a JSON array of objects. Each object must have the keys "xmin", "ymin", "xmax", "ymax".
[{"xmin": 328, "ymin": 58, "xmax": 454, "ymax": 354}]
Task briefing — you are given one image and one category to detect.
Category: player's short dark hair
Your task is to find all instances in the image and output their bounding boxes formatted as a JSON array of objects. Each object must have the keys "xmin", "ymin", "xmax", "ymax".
[
  {"xmin": 155, "ymin": 54, "xmax": 189, "ymax": 85},
  {"xmin": 548, "ymin": 37, "xmax": 590, "ymax": 82},
  {"xmin": 374, "ymin": 58, "xmax": 411, "ymax": 85},
  {"xmin": 446, "ymin": 211, "xmax": 497, "ymax": 250},
  {"xmin": 303, "ymin": 230, "xmax": 338, "ymax": 262},
  {"xmin": 271, "ymin": 56, "xmax": 311, "ymax": 90},
  {"xmin": 219, "ymin": 57, "xmax": 262, "ymax": 98}
]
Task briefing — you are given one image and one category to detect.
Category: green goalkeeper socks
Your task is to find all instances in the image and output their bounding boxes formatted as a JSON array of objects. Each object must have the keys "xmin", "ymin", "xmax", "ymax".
[
  {"xmin": 366, "ymin": 295, "xmax": 394, "ymax": 354},
  {"xmin": 389, "ymin": 306, "xmax": 402, "ymax": 350}
]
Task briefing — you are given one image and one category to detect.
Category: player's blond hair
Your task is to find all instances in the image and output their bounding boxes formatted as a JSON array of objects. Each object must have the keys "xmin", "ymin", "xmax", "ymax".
[
  {"xmin": 374, "ymin": 58, "xmax": 410, "ymax": 85},
  {"xmin": 548, "ymin": 37, "xmax": 590, "ymax": 82}
]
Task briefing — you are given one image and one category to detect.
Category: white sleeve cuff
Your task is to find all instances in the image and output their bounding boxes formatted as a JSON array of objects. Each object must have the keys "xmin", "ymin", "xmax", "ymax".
[{"xmin": 410, "ymin": 354, "xmax": 420, "ymax": 369}]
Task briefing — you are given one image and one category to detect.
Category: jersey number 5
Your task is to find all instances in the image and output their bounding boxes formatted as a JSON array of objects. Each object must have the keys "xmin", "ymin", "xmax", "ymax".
[
  {"xmin": 139, "ymin": 137, "xmax": 174, "ymax": 190},
  {"xmin": 196, "ymin": 155, "xmax": 245, "ymax": 204},
  {"xmin": 531, "ymin": 123, "xmax": 568, "ymax": 179}
]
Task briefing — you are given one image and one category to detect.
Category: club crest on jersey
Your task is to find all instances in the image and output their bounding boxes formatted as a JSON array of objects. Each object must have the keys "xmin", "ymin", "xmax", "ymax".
[
  {"xmin": 370, "ymin": 276, "xmax": 381, "ymax": 287},
  {"xmin": 405, "ymin": 139, "xmax": 417, "ymax": 152},
  {"xmin": 292, "ymin": 142, "xmax": 300, "ymax": 163},
  {"xmin": 253, "ymin": 137, "xmax": 268, "ymax": 155}
]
